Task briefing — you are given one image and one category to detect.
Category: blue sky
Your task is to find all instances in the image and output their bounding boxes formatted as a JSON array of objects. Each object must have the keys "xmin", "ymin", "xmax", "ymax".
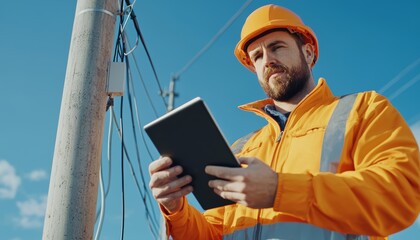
[{"xmin": 0, "ymin": 1, "xmax": 419, "ymax": 239}]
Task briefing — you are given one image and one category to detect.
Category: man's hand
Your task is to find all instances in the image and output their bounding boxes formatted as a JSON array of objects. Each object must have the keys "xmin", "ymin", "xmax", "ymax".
[
  {"xmin": 205, "ymin": 157, "xmax": 278, "ymax": 208},
  {"xmin": 149, "ymin": 157, "xmax": 193, "ymax": 213}
]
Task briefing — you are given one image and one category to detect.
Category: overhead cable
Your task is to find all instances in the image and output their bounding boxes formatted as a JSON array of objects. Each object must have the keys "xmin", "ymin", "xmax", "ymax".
[
  {"xmin": 115, "ymin": 14, "xmax": 161, "ymax": 235},
  {"xmin": 94, "ymin": 110, "xmax": 114, "ymax": 240},
  {"xmin": 110, "ymin": 106, "xmax": 160, "ymax": 239},
  {"xmin": 174, "ymin": 0, "xmax": 253, "ymax": 79},
  {"xmin": 119, "ymin": 96, "xmax": 126, "ymax": 240},
  {"xmin": 124, "ymin": 32, "xmax": 161, "ymax": 117},
  {"xmin": 118, "ymin": 3, "xmax": 127, "ymax": 239},
  {"xmin": 124, "ymin": 52, "xmax": 161, "ymax": 234},
  {"xmin": 121, "ymin": 15, "xmax": 160, "ymax": 233},
  {"xmin": 124, "ymin": 0, "xmax": 167, "ymax": 109},
  {"xmin": 379, "ymin": 57, "xmax": 420, "ymax": 94},
  {"xmin": 389, "ymin": 73, "xmax": 420, "ymax": 101},
  {"xmin": 95, "ymin": 2, "xmax": 161, "ymax": 240}
]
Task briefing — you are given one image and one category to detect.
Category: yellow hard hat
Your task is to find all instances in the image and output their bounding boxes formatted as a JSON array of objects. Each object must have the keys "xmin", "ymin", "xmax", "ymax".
[{"xmin": 234, "ymin": 4, "xmax": 318, "ymax": 70}]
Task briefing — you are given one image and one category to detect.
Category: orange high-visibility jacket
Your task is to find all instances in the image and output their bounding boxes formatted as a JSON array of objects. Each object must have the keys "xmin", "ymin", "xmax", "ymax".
[{"xmin": 161, "ymin": 79, "xmax": 420, "ymax": 240}]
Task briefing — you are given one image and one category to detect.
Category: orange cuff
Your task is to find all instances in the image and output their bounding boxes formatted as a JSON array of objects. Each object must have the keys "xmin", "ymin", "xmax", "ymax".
[
  {"xmin": 160, "ymin": 196, "xmax": 188, "ymax": 222},
  {"xmin": 273, "ymin": 173, "xmax": 313, "ymax": 220}
]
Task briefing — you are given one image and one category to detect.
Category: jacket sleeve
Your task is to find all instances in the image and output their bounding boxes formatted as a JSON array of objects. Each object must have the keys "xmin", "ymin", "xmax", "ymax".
[
  {"xmin": 161, "ymin": 197, "xmax": 224, "ymax": 239},
  {"xmin": 272, "ymin": 92, "xmax": 420, "ymax": 236}
]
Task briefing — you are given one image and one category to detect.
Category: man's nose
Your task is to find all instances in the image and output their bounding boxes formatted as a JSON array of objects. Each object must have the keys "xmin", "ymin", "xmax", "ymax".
[{"xmin": 263, "ymin": 51, "xmax": 277, "ymax": 68}]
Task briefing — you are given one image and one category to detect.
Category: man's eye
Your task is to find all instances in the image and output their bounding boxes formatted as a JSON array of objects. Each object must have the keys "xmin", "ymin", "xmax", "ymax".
[
  {"xmin": 273, "ymin": 45, "xmax": 282, "ymax": 51},
  {"xmin": 252, "ymin": 54, "xmax": 261, "ymax": 62}
]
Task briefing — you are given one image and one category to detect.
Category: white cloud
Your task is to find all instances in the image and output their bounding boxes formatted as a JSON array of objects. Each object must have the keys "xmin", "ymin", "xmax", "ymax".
[
  {"xmin": 26, "ymin": 169, "xmax": 48, "ymax": 181},
  {"xmin": 15, "ymin": 195, "xmax": 47, "ymax": 229},
  {"xmin": 0, "ymin": 160, "xmax": 21, "ymax": 199},
  {"xmin": 410, "ymin": 120, "xmax": 420, "ymax": 145}
]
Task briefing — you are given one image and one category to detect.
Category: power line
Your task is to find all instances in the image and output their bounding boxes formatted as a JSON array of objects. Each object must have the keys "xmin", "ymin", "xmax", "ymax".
[
  {"xmin": 96, "ymin": 1, "xmax": 258, "ymax": 239},
  {"xmin": 173, "ymin": 0, "xmax": 253, "ymax": 79},
  {"xmin": 94, "ymin": 1, "xmax": 162, "ymax": 239},
  {"xmin": 165, "ymin": 0, "xmax": 253, "ymax": 111},
  {"xmin": 389, "ymin": 73, "xmax": 420, "ymax": 101},
  {"xmin": 125, "ymin": 55, "xmax": 161, "ymax": 235},
  {"xmin": 121, "ymin": 16, "xmax": 160, "ymax": 235},
  {"xmin": 95, "ymin": 163, "xmax": 106, "ymax": 240},
  {"xmin": 119, "ymin": 96, "xmax": 126, "ymax": 240},
  {"xmin": 124, "ymin": 32, "xmax": 161, "ymax": 118},
  {"xmin": 121, "ymin": 12, "xmax": 161, "ymax": 236},
  {"xmin": 110, "ymin": 106, "xmax": 160, "ymax": 239},
  {"xmin": 379, "ymin": 57, "xmax": 420, "ymax": 94},
  {"xmin": 119, "ymin": 11, "xmax": 160, "ymax": 238},
  {"xmin": 117, "ymin": 4, "xmax": 127, "ymax": 239},
  {"xmin": 123, "ymin": 0, "xmax": 168, "ymax": 109},
  {"xmin": 93, "ymin": 112, "xmax": 114, "ymax": 240}
]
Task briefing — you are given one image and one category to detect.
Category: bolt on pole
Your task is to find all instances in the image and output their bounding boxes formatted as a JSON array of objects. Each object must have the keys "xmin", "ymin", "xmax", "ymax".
[{"xmin": 43, "ymin": 0, "xmax": 117, "ymax": 239}]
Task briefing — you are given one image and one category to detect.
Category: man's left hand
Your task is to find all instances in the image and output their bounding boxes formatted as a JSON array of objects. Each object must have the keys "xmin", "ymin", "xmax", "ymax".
[{"xmin": 205, "ymin": 157, "xmax": 278, "ymax": 208}]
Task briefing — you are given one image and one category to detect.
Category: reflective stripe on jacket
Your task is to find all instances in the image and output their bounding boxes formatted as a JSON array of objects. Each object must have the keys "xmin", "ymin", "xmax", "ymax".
[{"xmin": 162, "ymin": 78, "xmax": 420, "ymax": 240}]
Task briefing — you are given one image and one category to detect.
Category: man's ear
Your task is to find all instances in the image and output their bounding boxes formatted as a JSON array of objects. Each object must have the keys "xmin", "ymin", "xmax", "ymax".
[{"xmin": 302, "ymin": 43, "xmax": 315, "ymax": 66}]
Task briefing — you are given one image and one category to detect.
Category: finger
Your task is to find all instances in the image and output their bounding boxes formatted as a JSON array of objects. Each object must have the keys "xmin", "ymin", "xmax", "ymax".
[
  {"xmin": 214, "ymin": 189, "xmax": 245, "ymax": 203},
  {"xmin": 205, "ymin": 165, "xmax": 246, "ymax": 181},
  {"xmin": 159, "ymin": 185, "xmax": 193, "ymax": 204},
  {"xmin": 209, "ymin": 179, "xmax": 246, "ymax": 193},
  {"xmin": 153, "ymin": 175, "xmax": 192, "ymax": 199},
  {"xmin": 149, "ymin": 156, "xmax": 173, "ymax": 174},
  {"xmin": 149, "ymin": 165, "xmax": 183, "ymax": 188}
]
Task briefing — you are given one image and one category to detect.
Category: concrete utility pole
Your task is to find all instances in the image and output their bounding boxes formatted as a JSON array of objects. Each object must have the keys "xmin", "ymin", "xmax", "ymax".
[
  {"xmin": 43, "ymin": 0, "xmax": 117, "ymax": 239},
  {"xmin": 165, "ymin": 75, "xmax": 179, "ymax": 112}
]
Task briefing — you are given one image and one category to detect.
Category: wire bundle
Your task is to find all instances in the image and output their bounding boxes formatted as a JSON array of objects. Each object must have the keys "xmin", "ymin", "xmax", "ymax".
[
  {"xmin": 93, "ymin": 1, "xmax": 255, "ymax": 239},
  {"xmin": 94, "ymin": 0, "xmax": 165, "ymax": 239}
]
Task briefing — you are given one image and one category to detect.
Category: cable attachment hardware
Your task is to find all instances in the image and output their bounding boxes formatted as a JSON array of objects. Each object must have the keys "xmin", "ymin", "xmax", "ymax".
[
  {"xmin": 106, "ymin": 96, "xmax": 114, "ymax": 111},
  {"xmin": 115, "ymin": 10, "xmax": 125, "ymax": 16},
  {"xmin": 124, "ymin": 5, "xmax": 134, "ymax": 15}
]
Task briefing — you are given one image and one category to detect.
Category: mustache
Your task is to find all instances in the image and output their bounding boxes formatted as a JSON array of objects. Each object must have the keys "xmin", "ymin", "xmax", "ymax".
[{"xmin": 263, "ymin": 64, "xmax": 288, "ymax": 80}]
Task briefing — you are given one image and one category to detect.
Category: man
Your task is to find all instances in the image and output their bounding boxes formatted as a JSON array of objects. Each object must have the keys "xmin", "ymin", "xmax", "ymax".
[{"xmin": 149, "ymin": 4, "xmax": 420, "ymax": 239}]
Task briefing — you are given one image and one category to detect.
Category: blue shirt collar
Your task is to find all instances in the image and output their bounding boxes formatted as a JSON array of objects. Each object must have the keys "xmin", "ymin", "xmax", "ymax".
[{"xmin": 263, "ymin": 104, "xmax": 290, "ymax": 130}]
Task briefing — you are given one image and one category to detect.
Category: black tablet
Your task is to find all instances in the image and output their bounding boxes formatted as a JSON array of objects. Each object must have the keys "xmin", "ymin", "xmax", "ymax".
[{"xmin": 144, "ymin": 97, "xmax": 240, "ymax": 210}]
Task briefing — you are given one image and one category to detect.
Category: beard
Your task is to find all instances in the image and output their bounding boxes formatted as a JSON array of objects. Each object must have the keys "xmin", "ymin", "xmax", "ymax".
[{"xmin": 260, "ymin": 52, "xmax": 311, "ymax": 102}]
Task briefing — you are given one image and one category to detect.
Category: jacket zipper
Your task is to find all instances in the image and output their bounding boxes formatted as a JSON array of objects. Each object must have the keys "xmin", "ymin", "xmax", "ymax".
[
  {"xmin": 276, "ymin": 130, "xmax": 283, "ymax": 142},
  {"xmin": 255, "ymin": 209, "xmax": 262, "ymax": 240}
]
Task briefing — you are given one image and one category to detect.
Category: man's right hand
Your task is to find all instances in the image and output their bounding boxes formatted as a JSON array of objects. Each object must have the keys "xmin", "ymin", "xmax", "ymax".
[{"xmin": 148, "ymin": 156, "xmax": 193, "ymax": 213}]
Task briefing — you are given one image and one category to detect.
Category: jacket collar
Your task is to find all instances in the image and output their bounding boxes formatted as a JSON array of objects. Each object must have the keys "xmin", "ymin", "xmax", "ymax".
[{"xmin": 239, "ymin": 78, "xmax": 335, "ymax": 122}]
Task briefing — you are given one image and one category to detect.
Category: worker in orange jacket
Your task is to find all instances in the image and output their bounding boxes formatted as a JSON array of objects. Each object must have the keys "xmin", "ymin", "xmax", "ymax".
[{"xmin": 148, "ymin": 4, "xmax": 420, "ymax": 239}]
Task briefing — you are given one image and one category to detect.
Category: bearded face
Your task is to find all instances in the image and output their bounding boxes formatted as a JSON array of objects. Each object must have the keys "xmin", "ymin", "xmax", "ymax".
[
  {"xmin": 259, "ymin": 49, "xmax": 311, "ymax": 101},
  {"xmin": 247, "ymin": 31, "xmax": 313, "ymax": 102}
]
